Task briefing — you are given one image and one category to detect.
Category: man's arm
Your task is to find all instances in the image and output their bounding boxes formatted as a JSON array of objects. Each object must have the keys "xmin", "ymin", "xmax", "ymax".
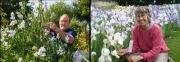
[
  {"xmin": 54, "ymin": 27, "xmax": 74, "ymax": 44},
  {"xmin": 48, "ymin": 22, "xmax": 74, "ymax": 44}
]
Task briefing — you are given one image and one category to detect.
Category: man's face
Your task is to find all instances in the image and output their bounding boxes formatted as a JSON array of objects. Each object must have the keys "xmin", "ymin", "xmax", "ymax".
[
  {"xmin": 59, "ymin": 16, "xmax": 69, "ymax": 30},
  {"xmin": 135, "ymin": 13, "xmax": 149, "ymax": 27}
]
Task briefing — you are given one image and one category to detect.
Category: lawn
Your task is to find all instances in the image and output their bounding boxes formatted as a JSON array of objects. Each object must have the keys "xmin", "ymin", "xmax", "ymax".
[{"xmin": 166, "ymin": 24, "xmax": 180, "ymax": 62}]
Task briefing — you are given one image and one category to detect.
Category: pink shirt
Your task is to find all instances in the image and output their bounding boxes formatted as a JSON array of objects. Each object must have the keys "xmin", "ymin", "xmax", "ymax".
[{"xmin": 131, "ymin": 23, "xmax": 169, "ymax": 62}]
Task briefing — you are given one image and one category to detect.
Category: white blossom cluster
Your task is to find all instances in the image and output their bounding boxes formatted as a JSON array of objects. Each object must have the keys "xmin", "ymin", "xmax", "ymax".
[
  {"xmin": 34, "ymin": 47, "xmax": 46, "ymax": 57},
  {"xmin": 149, "ymin": 4, "xmax": 180, "ymax": 26},
  {"xmin": 91, "ymin": 4, "xmax": 180, "ymax": 61},
  {"xmin": 1, "ymin": 28, "xmax": 16, "ymax": 47},
  {"xmin": 73, "ymin": 50, "xmax": 89, "ymax": 62}
]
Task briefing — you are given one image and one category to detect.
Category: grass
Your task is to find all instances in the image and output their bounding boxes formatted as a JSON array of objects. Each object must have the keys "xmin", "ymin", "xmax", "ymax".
[
  {"xmin": 91, "ymin": 23, "xmax": 180, "ymax": 62},
  {"xmin": 166, "ymin": 25, "xmax": 180, "ymax": 62}
]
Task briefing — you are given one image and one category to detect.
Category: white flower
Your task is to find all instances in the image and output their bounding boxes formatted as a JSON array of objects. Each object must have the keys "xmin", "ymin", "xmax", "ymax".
[
  {"xmin": 103, "ymin": 39, "xmax": 109, "ymax": 45},
  {"xmin": 51, "ymin": 36, "xmax": 56, "ymax": 41},
  {"xmin": 91, "ymin": 36, "xmax": 96, "ymax": 42},
  {"xmin": 91, "ymin": 28, "xmax": 100, "ymax": 35},
  {"xmin": 8, "ymin": 30, "xmax": 16, "ymax": 37},
  {"xmin": 92, "ymin": 10, "xmax": 97, "ymax": 16},
  {"xmin": 98, "ymin": 55, "xmax": 112, "ymax": 62},
  {"xmin": 10, "ymin": 12, "xmax": 15, "ymax": 20},
  {"xmin": 19, "ymin": 2, "xmax": 22, "ymax": 7},
  {"xmin": 18, "ymin": 57, "xmax": 23, "ymax": 62},
  {"xmin": 82, "ymin": 56, "xmax": 89, "ymax": 62},
  {"xmin": 159, "ymin": 22, "xmax": 163, "ymax": 26},
  {"xmin": 102, "ymin": 14, "xmax": 108, "ymax": 20},
  {"xmin": 1, "ymin": 30, "xmax": 7, "ymax": 37},
  {"xmin": 107, "ymin": 35, "xmax": 113, "ymax": 41},
  {"xmin": 114, "ymin": 32, "xmax": 124, "ymax": 46},
  {"xmin": 110, "ymin": 40, "xmax": 116, "ymax": 46},
  {"xmin": 105, "ymin": 24, "xmax": 114, "ymax": 36},
  {"xmin": 121, "ymin": 32, "xmax": 127, "ymax": 40},
  {"xmin": 126, "ymin": 27, "xmax": 131, "ymax": 31},
  {"xmin": 18, "ymin": 20, "xmax": 25, "ymax": 29},
  {"xmin": 65, "ymin": 34, "xmax": 70, "ymax": 43},
  {"xmin": 101, "ymin": 48, "xmax": 110, "ymax": 56},
  {"xmin": 100, "ymin": 22, "xmax": 105, "ymax": 29},
  {"xmin": 91, "ymin": 28, "xmax": 99, "ymax": 41},
  {"xmin": 164, "ymin": 21, "xmax": 168, "ymax": 24},
  {"xmin": 33, "ymin": 52, "xmax": 38, "ymax": 57},
  {"xmin": 1, "ymin": 37, "xmax": 5, "ymax": 42},
  {"xmin": 110, "ymin": 19, "xmax": 115, "ymax": 24},
  {"xmin": 106, "ymin": 35, "xmax": 115, "ymax": 46},
  {"xmin": 98, "ymin": 56, "xmax": 104, "ymax": 62},
  {"xmin": 57, "ymin": 47, "xmax": 65, "ymax": 55},
  {"xmin": 44, "ymin": 29, "xmax": 50, "ymax": 36},
  {"xmin": 103, "ymin": 38, "xmax": 111, "ymax": 48},
  {"xmin": 11, "ymin": 12, "xmax": 15, "ymax": 17},
  {"xmin": 111, "ymin": 50, "xmax": 120, "ymax": 58},
  {"xmin": 38, "ymin": 47, "xmax": 46, "ymax": 57},
  {"xmin": 91, "ymin": 51, "xmax": 96, "ymax": 56},
  {"xmin": 28, "ymin": 17, "xmax": 32, "ymax": 21},
  {"xmin": 16, "ymin": 12, "xmax": 23, "ymax": 19},
  {"xmin": 73, "ymin": 50, "xmax": 83, "ymax": 62},
  {"xmin": 32, "ymin": 46, "xmax": 37, "ymax": 50},
  {"xmin": 26, "ymin": 3, "xmax": 31, "ymax": 6},
  {"xmin": 3, "ymin": 41, "xmax": 8, "ymax": 47},
  {"xmin": 10, "ymin": 20, "xmax": 17, "ymax": 26}
]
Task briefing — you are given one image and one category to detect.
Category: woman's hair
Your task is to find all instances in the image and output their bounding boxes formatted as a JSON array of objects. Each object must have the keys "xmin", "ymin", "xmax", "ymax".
[
  {"xmin": 135, "ymin": 6, "xmax": 151, "ymax": 23},
  {"xmin": 135, "ymin": 6, "xmax": 150, "ymax": 18}
]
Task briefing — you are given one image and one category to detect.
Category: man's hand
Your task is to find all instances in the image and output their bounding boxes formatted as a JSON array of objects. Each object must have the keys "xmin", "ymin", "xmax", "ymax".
[
  {"xmin": 117, "ymin": 48, "xmax": 128, "ymax": 56},
  {"xmin": 47, "ymin": 22, "xmax": 58, "ymax": 31},
  {"xmin": 128, "ymin": 55, "xmax": 143, "ymax": 62}
]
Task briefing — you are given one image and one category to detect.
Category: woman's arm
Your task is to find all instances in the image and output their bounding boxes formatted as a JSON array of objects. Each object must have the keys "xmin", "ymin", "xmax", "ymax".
[{"xmin": 131, "ymin": 27, "xmax": 140, "ymax": 54}]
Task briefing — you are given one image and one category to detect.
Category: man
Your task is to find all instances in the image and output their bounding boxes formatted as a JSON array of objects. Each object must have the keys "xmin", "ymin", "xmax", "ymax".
[
  {"xmin": 48, "ymin": 14, "xmax": 77, "ymax": 48},
  {"xmin": 118, "ymin": 7, "xmax": 169, "ymax": 62}
]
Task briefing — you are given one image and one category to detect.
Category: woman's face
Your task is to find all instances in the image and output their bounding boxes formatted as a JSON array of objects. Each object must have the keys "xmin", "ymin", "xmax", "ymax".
[{"xmin": 135, "ymin": 13, "xmax": 149, "ymax": 28}]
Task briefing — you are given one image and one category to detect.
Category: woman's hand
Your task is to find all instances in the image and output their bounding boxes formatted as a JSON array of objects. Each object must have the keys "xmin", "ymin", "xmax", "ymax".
[
  {"xmin": 117, "ymin": 48, "xmax": 128, "ymax": 56},
  {"xmin": 128, "ymin": 55, "xmax": 143, "ymax": 62}
]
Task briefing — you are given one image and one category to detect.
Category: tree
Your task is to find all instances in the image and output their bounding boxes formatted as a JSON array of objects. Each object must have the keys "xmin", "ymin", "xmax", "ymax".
[
  {"xmin": 74, "ymin": 0, "xmax": 90, "ymax": 22},
  {"xmin": 0, "ymin": 0, "xmax": 32, "ymax": 27},
  {"xmin": 0, "ymin": 0, "xmax": 31, "ymax": 19}
]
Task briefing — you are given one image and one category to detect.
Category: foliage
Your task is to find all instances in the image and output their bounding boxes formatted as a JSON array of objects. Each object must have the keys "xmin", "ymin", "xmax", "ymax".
[
  {"xmin": 0, "ymin": 0, "xmax": 31, "ymax": 20},
  {"xmin": 44, "ymin": 1, "xmax": 75, "ymax": 24},
  {"xmin": 1, "ymin": 0, "xmax": 89, "ymax": 62},
  {"xmin": 74, "ymin": 0, "xmax": 90, "ymax": 21},
  {"xmin": 70, "ymin": 17, "xmax": 89, "ymax": 52},
  {"xmin": 166, "ymin": 24, "xmax": 180, "ymax": 62}
]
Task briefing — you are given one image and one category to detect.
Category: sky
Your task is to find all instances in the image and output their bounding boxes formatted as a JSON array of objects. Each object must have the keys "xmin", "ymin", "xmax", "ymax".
[{"xmin": 27, "ymin": 0, "xmax": 77, "ymax": 16}]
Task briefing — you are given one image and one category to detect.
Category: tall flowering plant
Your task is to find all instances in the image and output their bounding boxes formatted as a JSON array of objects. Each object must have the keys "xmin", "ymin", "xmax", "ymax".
[
  {"xmin": 1, "ymin": 0, "xmax": 90, "ymax": 62},
  {"xmin": 91, "ymin": 2, "xmax": 180, "ymax": 62},
  {"xmin": 1, "ymin": 1, "xmax": 72, "ymax": 62}
]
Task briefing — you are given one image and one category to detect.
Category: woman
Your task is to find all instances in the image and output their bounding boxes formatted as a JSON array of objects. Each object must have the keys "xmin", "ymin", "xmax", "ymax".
[{"xmin": 118, "ymin": 7, "xmax": 169, "ymax": 62}]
